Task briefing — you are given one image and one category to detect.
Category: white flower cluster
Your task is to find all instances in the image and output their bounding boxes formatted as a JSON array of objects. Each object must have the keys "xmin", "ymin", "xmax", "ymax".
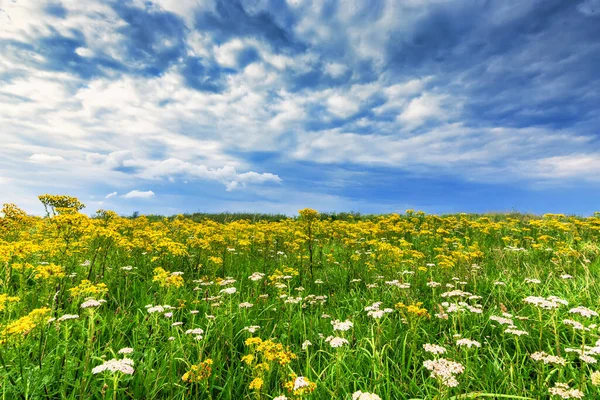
[
  {"xmin": 423, "ymin": 343, "xmax": 447, "ymax": 355},
  {"xmin": 92, "ymin": 358, "xmax": 134, "ymax": 375},
  {"xmin": 325, "ymin": 336, "xmax": 349, "ymax": 348},
  {"xmin": 352, "ymin": 391, "xmax": 382, "ymax": 400},
  {"xmin": 423, "ymin": 358, "xmax": 464, "ymax": 387},
  {"xmin": 548, "ymin": 382, "xmax": 584, "ymax": 399},
  {"xmin": 530, "ymin": 351, "xmax": 567, "ymax": 366},
  {"xmin": 364, "ymin": 302, "xmax": 393, "ymax": 319},
  {"xmin": 456, "ymin": 338, "xmax": 481, "ymax": 348},
  {"xmin": 569, "ymin": 306, "xmax": 598, "ymax": 318},
  {"xmin": 248, "ymin": 272, "xmax": 265, "ymax": 281},
  {"xmin": 523, "ymin": 295, "xmax": 568, "ymax": 310},
  {"xmin": 331, "ymin": 319, "xmax": 353, "ymax": 331},
  {"xmin": 80, "ymin": 298, "xmax": 107, "ymax": 309}
]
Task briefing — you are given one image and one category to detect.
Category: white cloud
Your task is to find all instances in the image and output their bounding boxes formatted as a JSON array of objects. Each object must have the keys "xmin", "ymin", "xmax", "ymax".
[
  {"xmin": 29, "ymin": 153, "xmax": 65, "ymax": 163},
  {"xmin": 122, "ymin": 190, "xmax": 155, "ymax": 199},
  {"xmin": 397, "ymin": 93, "xmax": 449, "ymax": 127},
  {"xmin": 327, "ymin": 94, "xmax": 360, "ymax": 118},
  {"xmin": 324, "ymin": 62, "xmax": 348, "ymax": 78},
  {"xmin": 105, "ymin": 191, "xmax": 118, "ymax": 199}
]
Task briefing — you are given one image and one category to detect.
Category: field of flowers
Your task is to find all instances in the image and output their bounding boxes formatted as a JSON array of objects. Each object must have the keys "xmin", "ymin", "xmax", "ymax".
[{"xmin": 1, "ymin": 195, "xmax": 600, "ymax": 399}]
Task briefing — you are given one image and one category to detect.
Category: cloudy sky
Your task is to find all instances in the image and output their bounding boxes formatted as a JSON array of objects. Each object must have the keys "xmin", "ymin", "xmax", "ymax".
[{"xmin": 1, "ymin": 0, "xmax": 600, "ymax": 216}]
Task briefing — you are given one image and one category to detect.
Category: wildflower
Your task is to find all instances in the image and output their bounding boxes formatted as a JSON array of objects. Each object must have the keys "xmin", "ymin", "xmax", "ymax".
[
  {"xmin": 524, "ymin": 278, "xmax": 541, "ymax": 284},
  {"xmin": 248, "ymin": 272, "xmax": 265, "ymax": 281},
  {"xmin": 456, "ymin": 339, "xmax": 481, "ymax": 348},
  {"xmin": 560, "ymin": 274, "xmax": 573, "ymax": 279},
  {"xmin": 220, "ymin": 287, "xmax": 237, "ymax": 295},
  {"xmin": 591, "ymin": 371, "xmax": 600, "ymax": 386},
  {"xmin": 164, "ymin": 312, "xmax": 173, "ymax": 318},
  {"xmin": 423, "ymin": 343, "xmax": 447, "ymax": 354},
  {"xmin": 353, "ymin": 391, "xmax": 382, "ymax": 400},
  {"xmin": 548, "ymin": 382, "xmax": 584, "ymax": 399},
  {"xmin": 57, "ymin": 314, "xmax": 79, "ymax": 322},
  {"xmin": 92, "ymin": 358, "xmax": 134, "ymax": 375},
  {"xmin": 302, "ymin": 340, "xmax": 312, "ymax": 350},
  {"xmin": 427, "ymin": 281, "xmax": 441, "ymax": 288},
  {"xmin": 181, "ymin": 359, "xmax": 213, "ymax": 383},
  {"xmin": 118, "ymin": 347, "xmax": 134, "ymax": 355},
  {"xmin": 569, "ymin": 306, "xmax": 598, "ymax": 318},
  {"xmin": 239, "ymin": 302, "xmax": 253, "ymax": 309},
  {"xmin": 563, "ymin": 319, "xmax": 588, "ymax": 331},
  {"xmin": 293, "ymin": 376, "xmax": 310, "ymax": 391},
  {"xmin": 249, "ymin": 377, "xmax": 263, "ymax": 390},
  {"xmin": 171, "ymin": 322, "xmax": 183, "ymax": 327},
  {"xmin": 244, "ymin": 326, "xmax": 260, "ymax": 333},
  {"xmin": 490, "ymin": 315, "xmax": 513, "ymax": 326},
  {"xmin": 423, "ymin": 358, "xmax": 464, "ymax": 387},
  {"xmin": 530, "ymin": 351, "xmax": 567, "ymax": 366},
  {"xmin": 325, "ymin": 336, "xmax": 349, "ymax": 348},
  {"xmin": 273, "ymin": 396, "xmax": 288, "ymax": 400},
  {"xmin": 185, "ymin": 328, "xmax": 204, "ymax": 336},
  {"xmin": 81, "ymin": 298, "xmax": 105, "ymax": 309},
  {"xmin": 505, "ymin": 328, "xmax": 528, "ymax": 336},
  {"xmin": 331, "ymin": 319, "xmax": 353, "ymax": 331}
]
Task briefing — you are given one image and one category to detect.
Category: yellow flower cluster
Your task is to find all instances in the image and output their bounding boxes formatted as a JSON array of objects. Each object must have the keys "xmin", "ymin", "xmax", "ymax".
[
  {"xmin": 396, "ymin": 302, "xmax": 429, "ymax": 318},
  {"xmin": 34, "ymin": 263, "xmax": 66, "ymax": 280},
  {"xmin": 1, "ymin": 307, "xmax": 52, "ymax": 341},
  {"xmin": 244, "ymin": 337, "xmax": 298, "ymax": 392},
  {"xmin": 181, "ymin": 359, "xmax": 213, "ymax": 383},
  {"xmin": 0, "ymin": 294, "xmax": 20, "ymax": 311},
  {"xmin": 69, "ymin": 279, "xmax": 109, "ymax": 298},
  {"xmin": 152, "ymin": 267, "xmax": 184, "ymax": 288}
]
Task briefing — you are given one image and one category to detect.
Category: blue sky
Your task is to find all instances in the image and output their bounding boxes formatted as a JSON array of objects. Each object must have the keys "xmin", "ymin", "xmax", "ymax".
[{"xmin": 1, "ymin": 0, "xmax": 600, "ymax": 216}]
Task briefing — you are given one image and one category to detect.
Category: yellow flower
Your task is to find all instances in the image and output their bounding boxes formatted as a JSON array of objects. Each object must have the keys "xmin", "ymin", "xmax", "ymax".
[
  {"xmin": 182, "ymin": 359, "xmax": 213, "ymax": 383},
  {"xmin": 249, "ymin": 377, "xmax": 263, "ymax": 390}
]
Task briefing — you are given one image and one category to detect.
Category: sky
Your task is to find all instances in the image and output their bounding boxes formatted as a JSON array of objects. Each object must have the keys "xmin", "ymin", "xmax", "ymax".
[{"xmin": 1, "ymin": 0, "xmax": 600, "ymax": 216}]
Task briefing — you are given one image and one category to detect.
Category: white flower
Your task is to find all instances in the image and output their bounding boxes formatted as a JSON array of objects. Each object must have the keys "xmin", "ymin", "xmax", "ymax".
[
  {"xmin": 248, "ymin": 272, "xmax": 265, "ymax": 281},
  {"xmin": 427, "ymin": 281, "xmax": 441, "ymax": 288},
  {"xmin": 548, "ymin": 382, "xmax": 584, "ymax": 399},
  {"xmin": 118, "ymin": 347, "xmax": 134, "ymax": 355},
  {"xmin": 456, "ymin": 339, "xmax": 481, "ymax": 348},
  {"xmin": 273, "ymin": 396, "xmax": 288, "ymax": 400},
  {"xmin": 220, "ymin": 287, "xmax": 237, "ymax": 294},
  {"xmin": 423, "ymin": 343, "xmax": 447, "ymax": 354},
  {"xmin": 560, "ymin": 274, "xmax": 573, "ymax": 279},
  {"xmin": 530, "ymin": 351, "xmax": 566, "ymax": 365},
  {"xmin": 302, "ymin": 340, "xmax": 312, "ymax": 350},
  {"xmin": 331, "ymin": 319, "xmax": 353, "ymax": 331},
  {"xmin": 244, "ymin": 325, "xmax": 260, "ymax": 333},
  {"xmin": 57, "ymin": 314, "xmax": 79, "ymax": 322},
  {"xmin": 92, "ymin": 358, "xmax": 134, "ymax": 375},
  {"xmin": 185, "ymin": 328, "xmax": 204, "ymax": 335},
  {"xmin": 239, "ymin": 302, "xmax": 253, "ymax": 308},
  {"xmin": 353, "ymin": 391, "xmax": 382, "ymax": 400},
  {"xmin": 326, "ymin": 336, "xmax": 349, "ymax": 348},
  {"xmin": 147, "ymin": 305, "xmax": 165, "ymax": 314},
  {"xmin": 164, "ymin": 312, "xmax": 173, "ymax": 318},
  {"xmin": 81, "ymin": 299, "xmax": 105, "ymax": 309},
  {"xmin": 524, "ymin": 278, "xmax": 541, "ymax": 284},
  {"xmin": 293, "ymin": 376, "xmax": 310, "ymax": 391},
  {"xmin": 423, "ymin": 358, "xmax": 464, "ymax": 388},
  {"xmin": 504, "ymin": 328, "xmax": 528, "ymax": 336},
  {"xmin": 569, "ymin": 306, "xmax": 598, "ymax": 318}
]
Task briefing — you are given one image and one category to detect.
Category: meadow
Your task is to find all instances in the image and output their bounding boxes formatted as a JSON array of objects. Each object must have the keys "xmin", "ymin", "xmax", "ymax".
[{"xmin": 1, "ymin": 195, "xmax": 600, "ymax": 399}]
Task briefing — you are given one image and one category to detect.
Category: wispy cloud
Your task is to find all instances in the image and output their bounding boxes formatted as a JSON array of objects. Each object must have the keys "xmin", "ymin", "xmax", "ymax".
[{"xmin": 121, "ymin": 190, "xmax": 155, "ymax": 199}]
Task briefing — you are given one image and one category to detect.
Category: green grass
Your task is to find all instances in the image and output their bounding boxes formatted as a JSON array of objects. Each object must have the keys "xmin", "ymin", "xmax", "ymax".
[{"xmin": 1, "ymin": 208, "xmax": 600, "ymax": 399}]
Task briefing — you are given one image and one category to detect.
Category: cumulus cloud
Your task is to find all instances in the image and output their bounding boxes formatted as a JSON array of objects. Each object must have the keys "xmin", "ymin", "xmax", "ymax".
[
  {"xmin": 105, "ymin": 191, "xmax": 118, "ymax": 199},
  {"xmin": 121, "ymin": 190, "xmax": 155, "ymax": 199}
]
